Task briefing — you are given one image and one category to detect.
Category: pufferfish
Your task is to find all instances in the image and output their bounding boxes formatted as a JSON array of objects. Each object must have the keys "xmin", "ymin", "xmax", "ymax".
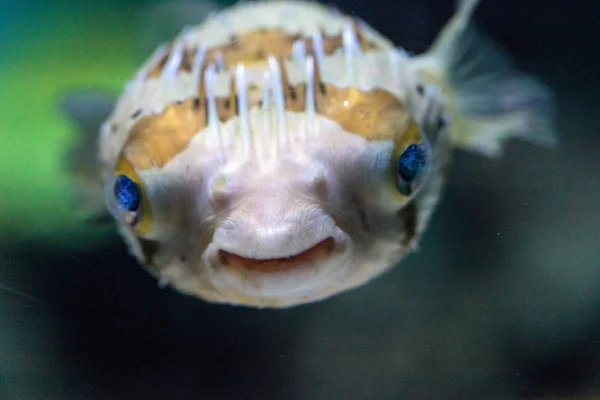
[{"xmin": 62, "ymin": 0, "xmax": 556, "ymax": 308}]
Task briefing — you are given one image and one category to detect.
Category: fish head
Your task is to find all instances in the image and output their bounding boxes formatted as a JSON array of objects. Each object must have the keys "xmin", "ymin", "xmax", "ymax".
[{"xmin": 104, "ymin": 86, "xmax": 436, "ymax": 307}]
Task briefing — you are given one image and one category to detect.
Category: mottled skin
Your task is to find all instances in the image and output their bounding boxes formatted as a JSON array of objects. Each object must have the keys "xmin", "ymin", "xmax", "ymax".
[{"xmin": 86, "ymin": 0, "xmax": 555, "ymax": 307}]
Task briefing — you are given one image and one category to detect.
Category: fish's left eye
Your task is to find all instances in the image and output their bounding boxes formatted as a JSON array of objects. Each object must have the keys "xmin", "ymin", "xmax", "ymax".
[
  {"xmin": 395, "ymin": 143, "xmax": 428, "ymax": 196},
  {"xmin": 114, "ymin": 174, "xmax": 142, "ymax": 224}
]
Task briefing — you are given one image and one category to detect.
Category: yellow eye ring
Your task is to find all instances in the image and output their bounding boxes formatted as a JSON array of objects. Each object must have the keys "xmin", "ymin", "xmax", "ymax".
[
  {"xmin": 391, "ymin": 118, "xmax": 431, "ymax": 198},
  {"xmin": 112, "ymin": 157, "xmax": 152, "ymax": 235}
]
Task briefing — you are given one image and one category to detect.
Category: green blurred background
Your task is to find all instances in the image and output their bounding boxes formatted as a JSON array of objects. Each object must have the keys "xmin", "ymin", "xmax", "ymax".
[
  {"xmin": 1, "ymin": 0, "xmax": 600, "ymax": 399},
  {"xmin": 0, "ymin": 0, "xmax": 138, "ymax": 244}
]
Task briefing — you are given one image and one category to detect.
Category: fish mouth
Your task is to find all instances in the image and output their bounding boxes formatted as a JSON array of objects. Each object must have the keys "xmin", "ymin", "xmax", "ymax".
[
  {"xmin": 202, "ymin": 227, "xmax": 354, "ymax": 303},
  {"xmin": 218, "ymin": 237, "xmax": 336, "ymax": 273}
]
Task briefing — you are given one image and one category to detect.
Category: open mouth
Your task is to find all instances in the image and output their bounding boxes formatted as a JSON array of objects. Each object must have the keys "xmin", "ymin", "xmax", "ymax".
[{"xmin": 218, "ymin": 237, "xmax": 335, "ymax": 273}]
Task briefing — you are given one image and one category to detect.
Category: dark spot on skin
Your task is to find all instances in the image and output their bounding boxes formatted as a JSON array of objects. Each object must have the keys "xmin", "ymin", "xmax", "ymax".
[
  {"xmin": 223, "ymin": 99, "xmax": 231, "ymax": 109},
  {"xmin": 176, "ymin": 100, "xmax": 183, "ymax": 105},
  {"xmin": 131, "ymin": 109, "xmax": 142, "ymax": 119},
  {"xmin": 348, "ymin": 192, "xmax": 369, "ymax": 231},
  {"xmin": 139, "ymin": 238, "xmax": 160, "ymax": 267},
  {"xmin": 219, "ymin": 251, "xmax": 228, "ymax": 266},
  {"xmin": 437, "ymin": 117, "xmax": 446, "ymax": 130},
  {"xmin": 289, "ymin": 86, "xmax": 297, "ymax": 100},
  {"xmin": 287, "ymin": 33, "xmax": 302, "ymax": 43},
  {"xmin": 193, "ymin": 97, "xmax": 201, "ymax": 109},
  {"xmin": 319, "ymin": 82, "xmax": 326, "ymax": 95},
  {"xmin": 416, "ymin": 84, "xmax": 424, "ymax": 95},
  {"xmin": 259, "ymin": 27, "xmax": 267, "ymax": 33},
  {"xmin": 398, "ymin": 201, "xmax": 418, "ymax": 246},
  {"xmin": 229, "ymin": 34, "xmax": 239, "ymax": 48},
  {"xmin": 255, "ymin": 49, "xmax": 266, "ymax": 59},
  {"xmin": 258, "ymin": 100, "xmax": 264, "ymax": 107},
  {"xmin": 357, "ymin": 206, "xmax": 368, "ymax": 231},
  {"xmin": 110, "ymin": 123, "xmax": 118, "ymax": 133}
]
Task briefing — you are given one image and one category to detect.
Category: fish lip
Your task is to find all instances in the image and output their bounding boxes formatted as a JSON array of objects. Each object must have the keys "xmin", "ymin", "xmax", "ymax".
[
  {"xmin": 211, "ymin": 209, "xmax": 339, "ymax": 260},
  {"xmin": 217, "ymin": 236, "xmax": 336, "ymax": 273},
  {"xmin": 201, "ymin": 228, "xmax": 354, "ymax": 299}
]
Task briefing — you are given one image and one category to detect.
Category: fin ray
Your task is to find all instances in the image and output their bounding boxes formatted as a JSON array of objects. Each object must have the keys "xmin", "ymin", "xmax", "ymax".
[{"xmin": 411, "ymin": 0, "xmax": 558, "ymax": 157}]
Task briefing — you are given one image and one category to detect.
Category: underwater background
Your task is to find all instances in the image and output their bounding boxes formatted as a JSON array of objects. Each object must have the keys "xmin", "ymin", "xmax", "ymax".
[{"xmin": 1, "ymin": 0, "xmax": 599, "ymax": 399}]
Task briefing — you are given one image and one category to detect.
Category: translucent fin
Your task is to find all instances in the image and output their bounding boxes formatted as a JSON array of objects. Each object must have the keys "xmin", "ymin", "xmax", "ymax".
[
  {"xmin": 59, "ymin": 90, "xmax": 116, "ymax": 222},
  {"xmin": 410, "ymin": 0, "xmax": 557, "ymax": 157}
]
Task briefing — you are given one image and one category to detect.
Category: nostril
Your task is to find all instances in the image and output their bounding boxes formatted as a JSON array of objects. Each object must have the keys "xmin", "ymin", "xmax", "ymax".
[{"xmin": 219, "ymin": 237, "xmax": 335, "ymax": 272}]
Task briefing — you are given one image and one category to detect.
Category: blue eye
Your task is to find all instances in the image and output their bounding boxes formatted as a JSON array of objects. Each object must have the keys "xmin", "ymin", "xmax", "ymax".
[
  {"xmin": 114, "ymin": 175, "xmax": 141, "ymax": 212},
  {"xmin": 396, "ymin": 143, "xmax": 427, "ymax": 195}
]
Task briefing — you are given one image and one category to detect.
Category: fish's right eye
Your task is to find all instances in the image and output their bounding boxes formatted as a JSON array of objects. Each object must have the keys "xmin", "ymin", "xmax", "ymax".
[{"xmin": 114, "ymin": 174, "xmax": 142, "ymax": 225}]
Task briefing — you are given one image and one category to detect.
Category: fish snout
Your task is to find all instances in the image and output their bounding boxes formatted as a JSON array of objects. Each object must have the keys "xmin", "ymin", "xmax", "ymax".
[{"xmin": 211, "ymin": 200, "xmax": 340, "ymax": 272}]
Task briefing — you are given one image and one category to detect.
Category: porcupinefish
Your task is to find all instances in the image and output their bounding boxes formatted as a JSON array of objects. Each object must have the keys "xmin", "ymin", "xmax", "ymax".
[{"xmin": 62, "ymin": 0, "xmax": 556, "ymax": 307}]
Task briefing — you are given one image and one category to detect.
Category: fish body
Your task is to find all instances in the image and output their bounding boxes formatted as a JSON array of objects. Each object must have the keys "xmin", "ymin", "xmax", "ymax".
[{"xmin": 63, "ymin": 0, "xmax": 556, "ymax": 307}]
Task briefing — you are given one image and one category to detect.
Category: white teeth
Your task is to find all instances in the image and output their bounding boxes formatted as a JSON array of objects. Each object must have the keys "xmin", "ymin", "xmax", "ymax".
[
  {"xmin": 235, "ymin": 63, "xmax": 253, "ymax": 158},
  {"xmin": 268, "ymin": 56, "xmax": 288, "ymax": 153}
]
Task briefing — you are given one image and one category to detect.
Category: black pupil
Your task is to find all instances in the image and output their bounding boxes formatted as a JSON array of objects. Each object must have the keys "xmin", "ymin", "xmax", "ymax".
[
  {"xmin": 398, "ymin": 144, "xmax": 426, "ymax": 182},
  {"xmin": 115, "ymin": 175, "xmax": 141, "ymax": 212}
]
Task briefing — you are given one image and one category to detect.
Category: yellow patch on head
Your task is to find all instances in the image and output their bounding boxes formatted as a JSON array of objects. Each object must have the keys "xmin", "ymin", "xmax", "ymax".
[
  {"xmin": 316, "ymin": 84, "xmax": 408, "ymax": 140},
  {"xmin": 122, "ymin": 98, "xmax": 208, "ymax": 169}
]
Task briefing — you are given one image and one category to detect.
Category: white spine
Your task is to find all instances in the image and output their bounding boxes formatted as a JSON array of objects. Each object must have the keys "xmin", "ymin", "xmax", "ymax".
[
  {"xmin": 262, "ymin": 70, "xmax": 273, "ymax": 159},
  {"xmin": 293, "ymin": 39, "xmax": 307, "ymax": 67},
  {"xmin": 311, "ymin": 30, "xmax": 326, "ymax": 78},
  {"xmin": 235, "ymin": 63, "xmax": 253, "ymax": 159},
  {"xmin": 268, "ymin": 56, "xmax": 288, "ymax": 154},
  {"xmin": 304, "ymin": 55, "xmax": 316, "ymax": 138},
  {"xmin": 162, "ymin": 41, "xmax": 185, "ymax": 99},
  {"xmin": 342, "ymin": 20, "xmax": 360, "ymax": 85},
  {"xmin": 135, "ymin": 43, "xmax": 169, "ymax": 82},
  {"xmin": 204, "ymin": 64, "xmax": 226, "ymax": 162},
  {"xmin": 191, "ymin": 45, "xmax": 206, "ymax": 94},
  {"xmin": 214, "ymin": 51, "xmax": 225, "ymax": 71}
]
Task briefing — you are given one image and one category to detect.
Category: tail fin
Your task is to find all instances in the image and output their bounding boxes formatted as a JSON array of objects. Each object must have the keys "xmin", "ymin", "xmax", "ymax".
[
  {"xmin": 60, "ymin": 90, "xmax": 116, "ymax": 222},
  {"xmin": 410, "ymin": 0, "xmax": 557, "ymax": 157}
]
